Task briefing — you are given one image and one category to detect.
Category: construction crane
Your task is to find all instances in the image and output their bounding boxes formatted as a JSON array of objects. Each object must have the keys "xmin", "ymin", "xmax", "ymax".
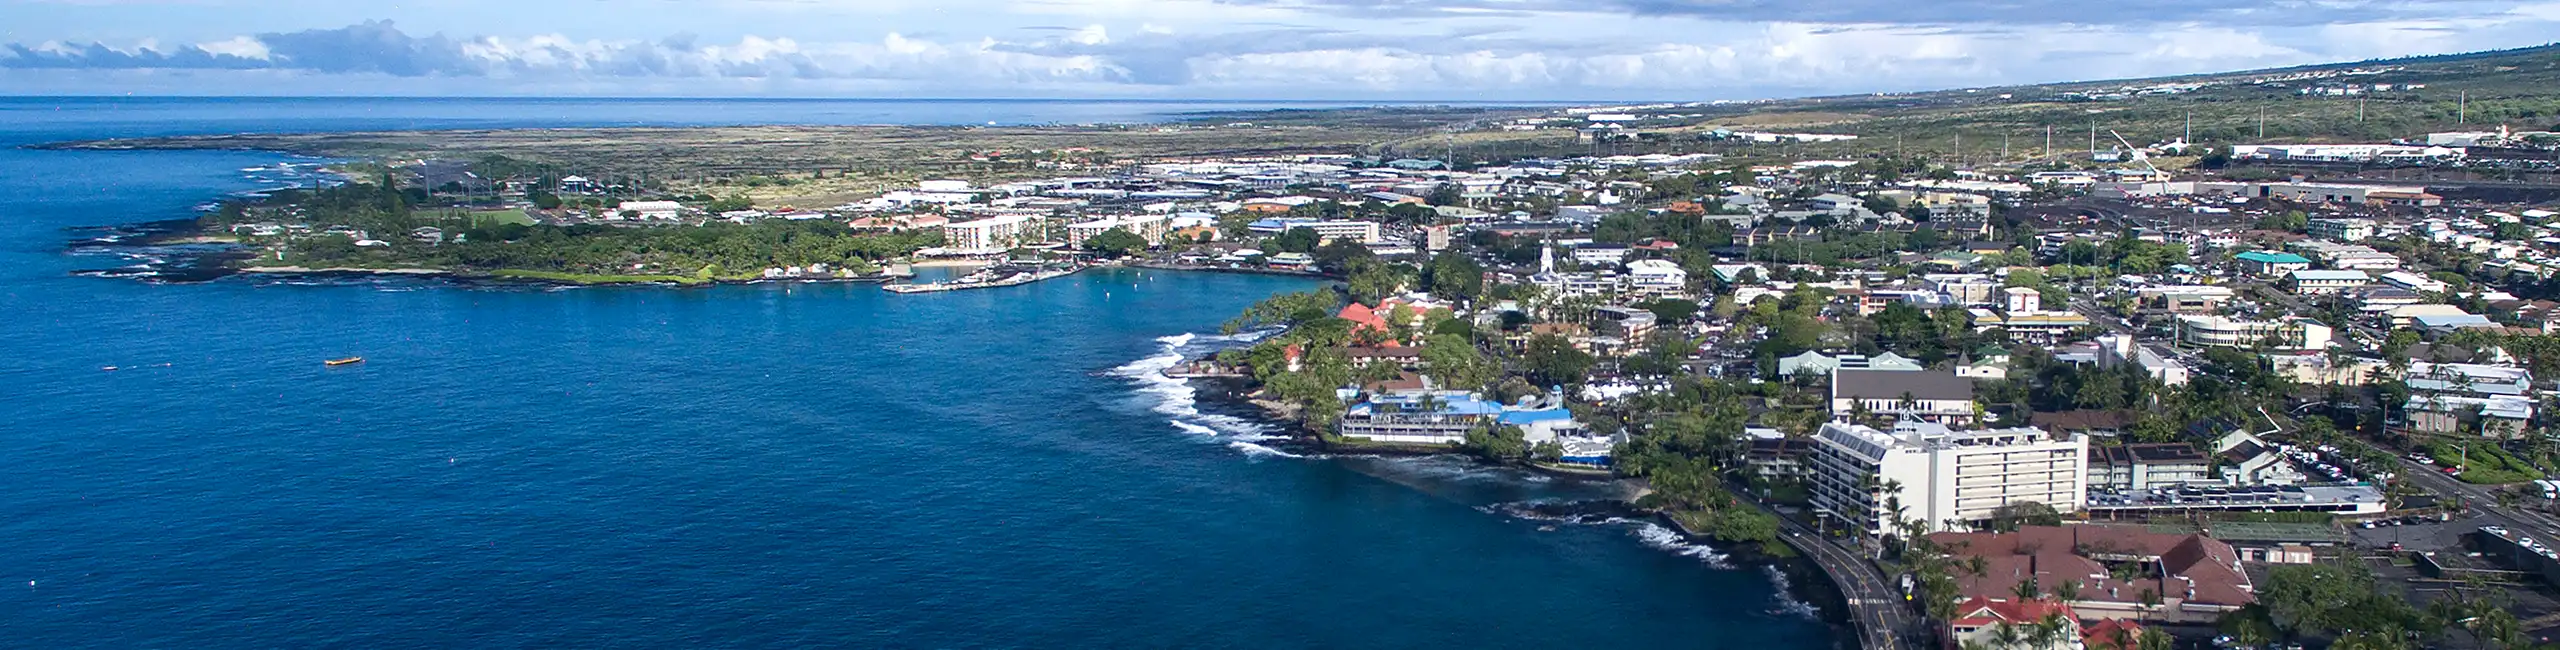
[{"xmin": 2107, "ymin": 129, "xmax": 2162, "ymax": 176}]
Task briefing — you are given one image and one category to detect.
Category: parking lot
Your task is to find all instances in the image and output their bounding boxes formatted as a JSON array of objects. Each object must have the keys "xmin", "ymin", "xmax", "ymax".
[
  {"xmin": 2087, "ymin": 483, "xmax": 2386, "ymax": 513},
  {"xmin": 2348, "ymin": 513, "xmax": 2482, "ymax": 551}
]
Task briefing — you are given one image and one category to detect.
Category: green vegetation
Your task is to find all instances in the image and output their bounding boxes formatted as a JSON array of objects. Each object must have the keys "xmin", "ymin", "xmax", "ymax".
[
  {"xmin": 2422, "ymin": 440, "xmax": 2546, "ymax": 485},
  {"xmin": 1081, "ymin": 228, "xmax": 1150, "ymax": 258},
  {"xmin": 488, "ymin": 269, "xmax": 712, "ymax": 285},
  {"xmin": 2219, "ymin": 561, "xmax": 2449, "ymax": 650},
  {"xmin": 206, "ymin": 182, "xmax": 937, "ymax": 278},
  {"xmin": 470, "ymin": 208, "xmax": 535, "ymax": 226}
]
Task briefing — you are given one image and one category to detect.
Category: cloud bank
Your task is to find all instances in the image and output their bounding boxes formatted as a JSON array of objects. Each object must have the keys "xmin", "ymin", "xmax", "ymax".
[{"xmin": 3, "ymin": 3, "xmax": 2557, "ymax": 100}]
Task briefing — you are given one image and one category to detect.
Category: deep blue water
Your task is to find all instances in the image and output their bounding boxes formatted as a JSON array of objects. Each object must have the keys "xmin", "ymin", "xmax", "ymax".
[{"xmin": 0, "ymin": 98, "xmax": 1831, "ymax": 648}]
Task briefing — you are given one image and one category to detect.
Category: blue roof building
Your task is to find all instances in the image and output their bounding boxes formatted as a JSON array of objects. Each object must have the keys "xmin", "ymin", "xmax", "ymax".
[
  {"xmin": 2236, "ymin": 251, "xmax": 2312, "ymax": 277},
  {"xmin": 2414, "ymin": 313, "xmax": 2498, "ymax": 333}
]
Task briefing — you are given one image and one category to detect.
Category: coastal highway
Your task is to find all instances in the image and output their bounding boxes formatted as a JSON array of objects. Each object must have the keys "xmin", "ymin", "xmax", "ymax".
[
  {"xmin": 2395, "ymin": 456, "xmax": 2560, "ymax": 539},
  {"xmin": 1768, "ymin": 513, "xmax": 1923, "ymax": 650}
]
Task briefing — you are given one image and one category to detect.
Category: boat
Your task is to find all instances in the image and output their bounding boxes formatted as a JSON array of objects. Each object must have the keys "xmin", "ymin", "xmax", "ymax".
[{"xmin": 324, "ymin": 357, "xmax": 365, "ymax": 366}]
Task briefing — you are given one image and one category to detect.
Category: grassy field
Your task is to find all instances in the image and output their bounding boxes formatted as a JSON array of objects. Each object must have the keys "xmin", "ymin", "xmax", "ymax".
[
  {"xmin": 42, "ymin": 44, "xmax": 2560, "ymax": 195},
  {"xmin": 470, "ymin": 208, "xmax": 534, "ymax": 226},
  {"xmin": 1382, "ymin": 44, "xmax": 2560, "ymax": 167},
  {"xmin": 46, "ymin": 120, "xmax": 1519, "ymax": 206}
]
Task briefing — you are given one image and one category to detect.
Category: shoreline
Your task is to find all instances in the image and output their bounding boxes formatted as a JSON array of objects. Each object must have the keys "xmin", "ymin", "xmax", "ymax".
[
  {"xmin": 106, "ymin": 262, "xmax": 903, "ymax": 288},
  {"xmin": 1191, "ymin": 370, "xmax": 1858, "ymax": 645}
]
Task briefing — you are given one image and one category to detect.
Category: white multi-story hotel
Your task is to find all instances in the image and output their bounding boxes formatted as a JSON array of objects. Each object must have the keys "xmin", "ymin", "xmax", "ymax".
[
  {"xmin": 1063, "ymin": 213, "xmax": 1174, "ymax": 247},
  {"xmin": 2308, "ymin": 218, "xmax": 2375, "ymax": 242},
  {"xmin": 944, "ymin": 213, "xmax": 1040, "ymax": 253},
  {"xmin": 1624, "ymin": 259, "xmax": 1688, "ymax": 297},
  {"xmin": 2284, "ymin": 269, "xmax": 2370, "ymax": 295},
  {"xmin": 1807, "ymin": 420, "xmax": 2088, "ymax": 534},
  {"xmin": 1245, "ymin": 218, "xmax": 1383, "ymax": 244},
  {"xmin": 2175, "ymin": 315, "xmax": 2333, "ymax": 350}
]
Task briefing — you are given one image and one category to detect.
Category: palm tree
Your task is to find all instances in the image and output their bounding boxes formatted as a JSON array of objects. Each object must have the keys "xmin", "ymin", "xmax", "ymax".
[
  {"xmin": 2012, "ymin": 576, "xmax": 2042, "ymax": 601},
  {"xmin": 1992, "ymin": 622, "xmax": 2026, "ymax": 650},
  {"xmin": 2030, "ymin": 613, "xmax": 2068, "ymax": 650},
  {"xmin": 2134, "ymin": 629, "xmax": 2174, "ymax": 650},
  {"xmin": 2050, "ymin": 578, "xmax": 2082, "ymax": 603}
]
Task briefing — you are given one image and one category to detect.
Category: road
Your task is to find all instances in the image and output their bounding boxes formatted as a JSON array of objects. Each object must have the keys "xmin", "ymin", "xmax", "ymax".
[
  {"xmin": 2231, "ymin": 279, "xmax": 2385, "ymax": 349},
  {"xmin": 1767, "ymin": 512, "xmax": 1925, "ymax": 650},
  {"xmin": 2393, "ymin": 456, "xmax": 2560, "ymax": 540}
]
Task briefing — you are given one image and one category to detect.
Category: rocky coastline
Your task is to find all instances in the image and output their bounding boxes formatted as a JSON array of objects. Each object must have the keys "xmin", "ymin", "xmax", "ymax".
[{"xmin": 1183, "ymin": 368, "xmax": 1853, "ymax": 645}]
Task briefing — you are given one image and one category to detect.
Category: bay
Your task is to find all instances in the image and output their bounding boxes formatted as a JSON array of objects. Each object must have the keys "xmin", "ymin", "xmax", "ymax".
[{"xmin": 0, "ymin": 97, "xmax": 1832, "ymax": 648}]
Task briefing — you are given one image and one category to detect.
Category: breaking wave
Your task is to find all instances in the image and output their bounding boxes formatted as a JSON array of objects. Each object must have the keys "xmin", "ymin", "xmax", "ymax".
[
  {"xmin": 1631, "ymin": 522, "xmax": 1732, "ymax": 568},
  {"xmin": 1113, "ymin": 330, "xmax": 1290, "ymax": 456},
  {"xmin": 1477, "ymin": 499, "xmax": 1733, "ymax": 569},
  {"xmin": 1763, "ymin": 565, "xmax": 1821, "ymax": 619},
  {"xmin": 1229, "ymin": 441, "xmax": 1304, "ymax": 458}
]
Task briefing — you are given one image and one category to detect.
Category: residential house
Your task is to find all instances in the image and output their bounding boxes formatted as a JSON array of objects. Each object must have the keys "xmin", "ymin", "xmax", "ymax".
[{"xmin": 1830, "ymin": 369, "xmax": 1979, "ymax": 424}]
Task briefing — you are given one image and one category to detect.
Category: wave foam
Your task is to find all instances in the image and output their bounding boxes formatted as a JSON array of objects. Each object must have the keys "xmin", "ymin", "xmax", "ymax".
[
  {"xmin": 1229, "ymin": 441, "xmax": 1304, "ymax": 458},
  {"xmin": 1114, "ymin": 330, "xmax": 1287, "ymax": 454},
  {"xmin": 1763, "ymin": 564, "xmax": 1821, "ymax": 619},
  {"xmin": 1631, "ymin": 522, "xmax": 1732, "ymax": 568}
]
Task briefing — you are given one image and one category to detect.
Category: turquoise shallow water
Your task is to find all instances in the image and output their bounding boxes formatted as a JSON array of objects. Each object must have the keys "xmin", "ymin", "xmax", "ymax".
[{"xmin": 0, "ymin": 97, "xmax": 1833, "ymax": 648}]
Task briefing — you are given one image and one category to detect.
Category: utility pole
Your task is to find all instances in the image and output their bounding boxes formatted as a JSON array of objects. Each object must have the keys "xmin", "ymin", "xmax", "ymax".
[
  {"xmin": 2257, "ymin": 107, "xmax": 2266, "ymax": 139},
  {"xmin": 2460, "ymin": 91, "xmax": 2469, "ymax": 124},
  {"xmin": 2088, "ymin": 119, "xmax": 2098, "ymax": 159},
  {"xmin": 2045, "ymin": 125, "xmax": 2054, "ymax": 161},
  {"xmin": 1954, "ymin": 132, "xmax": 1962, "ymax": 166},
  {"xmin": 2183, "ymin": 110, "xmax": 2192, "ymax": 144},
  {"xmin": 2002, "ymin": 133, "xmax": 2011, "ymax": 161},
  {"xmin": 2358, "ymin": 97, "xmax": 2366, "ymax": 123}
]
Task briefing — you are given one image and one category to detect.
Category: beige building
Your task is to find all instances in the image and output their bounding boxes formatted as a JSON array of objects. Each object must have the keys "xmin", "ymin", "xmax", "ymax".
[{"xmin": 944, "ymin": 213, "xmax": 1041, "ymax": 253}]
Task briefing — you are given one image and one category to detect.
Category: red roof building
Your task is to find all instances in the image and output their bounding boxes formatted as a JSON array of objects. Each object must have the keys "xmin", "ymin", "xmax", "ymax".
[
  {"xmin": 2082, "ymin": 618, "xmax": 2147, "ymax": 650},
  {"xmin": 1948, "ymin": 597, "xmax": 2081, "ymax": 650},
  {"xmin": 1928, "ymin": 525, "xmax": 2254, "ymax": 623},
  {"xmin": 1339, "ymin": 303, "xmax": 1389, "ymax": 335}
]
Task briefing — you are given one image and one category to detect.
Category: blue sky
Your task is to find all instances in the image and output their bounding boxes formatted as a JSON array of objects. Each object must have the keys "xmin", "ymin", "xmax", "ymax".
[{"xmin": 4, "ymin": 0, "xmax": 2557, "ymax": 100}]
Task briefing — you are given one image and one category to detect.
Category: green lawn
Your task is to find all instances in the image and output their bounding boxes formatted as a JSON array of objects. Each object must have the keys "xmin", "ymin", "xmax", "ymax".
[{"xmin": 471, "ymin": 208, "xmax": 535, "ymax": 226}]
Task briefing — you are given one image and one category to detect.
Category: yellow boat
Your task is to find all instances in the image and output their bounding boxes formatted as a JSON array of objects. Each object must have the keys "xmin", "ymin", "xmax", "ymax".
[{"xmin": 324, "ymin": 356, "xmax": 365, "ymax": 366}]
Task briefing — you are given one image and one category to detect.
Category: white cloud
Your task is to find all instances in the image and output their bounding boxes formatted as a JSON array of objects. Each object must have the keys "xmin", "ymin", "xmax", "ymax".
[
  {"xmin": 195, "ymin": 35, "xmax": 270, "ymax": 59},
  {"xmin": 0, "ymin": 8, "xmax": 2554, "ymax": 99}
]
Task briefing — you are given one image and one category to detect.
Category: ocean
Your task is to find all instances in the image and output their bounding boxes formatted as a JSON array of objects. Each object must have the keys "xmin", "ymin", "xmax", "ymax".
[{"xmin": 0, "ymin": 97, "xmax": 1832, "ymax": 648}]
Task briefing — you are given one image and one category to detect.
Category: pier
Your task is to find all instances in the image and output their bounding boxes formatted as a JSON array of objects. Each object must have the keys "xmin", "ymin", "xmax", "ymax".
[{"xmin": 883, "ymin": 266, "xmax": 1080, "ymax": 294}]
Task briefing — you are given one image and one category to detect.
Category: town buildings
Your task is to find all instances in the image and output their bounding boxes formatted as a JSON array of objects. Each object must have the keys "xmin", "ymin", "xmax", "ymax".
[
  {"xmin": 1930, "ymin": 525, "xmax": 2258, "ymax": 623},
  {"xmin": 2173, "ymin": 315, "xmax": 2332, "ymax": 350},
  {"xmin": 944, "ymin": 213, "xmax": 1040, "ymax": 253},
  {"xmin": 1830, "ymin": 369, "xmax": 1980, "ymax": 425},
  {"xmin": 1806, "ymin": 420, "xmax": 2086, "ymax": 534}
]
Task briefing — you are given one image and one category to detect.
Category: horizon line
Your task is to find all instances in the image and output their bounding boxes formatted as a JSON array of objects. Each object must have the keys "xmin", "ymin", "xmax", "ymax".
[{"xmin": 0, "ymin": 94, "xmax": 1633, "ymax": 106}]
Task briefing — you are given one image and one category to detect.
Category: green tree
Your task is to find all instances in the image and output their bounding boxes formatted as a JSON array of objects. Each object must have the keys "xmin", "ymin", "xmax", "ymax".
[
  {"xmin": 1426, "ymin": 182, "xmax": 1465, "ymax": 207},
  {"xmin": 1522, "ymin": 334, "xmax": 1595, "ymax": 386},
  {"xmin": 1642, "ymin": 298, "xmax": 1700, "ymax": 324},
  {"xmin": 1421, "ymin": 333, "xmax": 1497, "ymax": 391},
  {"xmin": 1986, "ymin": 501, "xmax": 2061, "ymax": 532},
  {"xmin": 1464, "ymin": 424, "xmax": 1530, "ymax": 461},
  {"xmin": 1082, "ymin": 228, "xmax": 1151, "ymax": 258},
  {"xmin": 1269, "ymin": 226, "xmax": 1322, "ymax": 253},
  {"xmin": 1421, "ymin": 251, "xmax": 1486, "ymax": 302}
]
